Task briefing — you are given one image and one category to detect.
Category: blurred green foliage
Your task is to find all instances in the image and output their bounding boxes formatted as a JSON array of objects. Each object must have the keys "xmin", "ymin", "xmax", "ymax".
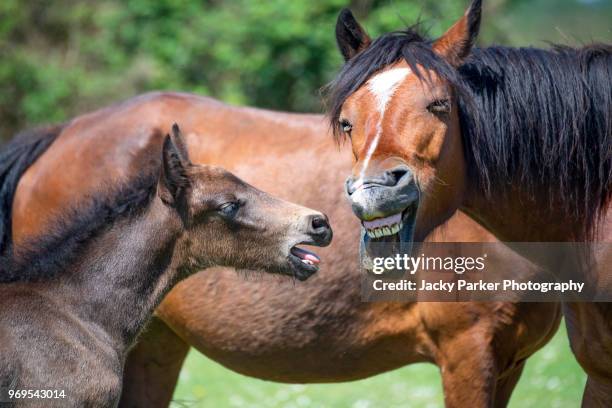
[{"xmin": 0, "ymin": 0, "xmax": 610, "ymax": 140}]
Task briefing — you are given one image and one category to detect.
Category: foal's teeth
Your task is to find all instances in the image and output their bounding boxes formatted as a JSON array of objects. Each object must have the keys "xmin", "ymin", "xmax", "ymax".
[{"xmin": 301, "ymin": 259, "xmax": 314, "ymax": 265}]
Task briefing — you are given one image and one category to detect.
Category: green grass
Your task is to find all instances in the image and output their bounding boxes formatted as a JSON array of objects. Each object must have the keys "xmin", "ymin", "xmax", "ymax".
[{"xmin": 172, "ymin": 322, "xmax": 585, "ymax": 407}]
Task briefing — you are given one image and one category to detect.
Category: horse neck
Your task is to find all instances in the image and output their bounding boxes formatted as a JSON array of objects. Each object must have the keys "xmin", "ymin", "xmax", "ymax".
[
  {"xmin": 49, "ymin": 199, "xmax": 182, "ymax": 353},
  {"xmin": 460, "ymin": 185, "xmax": 580, "ymax": 242},
  {"xmin": 457, "ymin": 45, "xmax": 611, "ymax": 247},
  {"xmin": 460, "ymin": 183, "xmax": 600, "ymax": 277}
]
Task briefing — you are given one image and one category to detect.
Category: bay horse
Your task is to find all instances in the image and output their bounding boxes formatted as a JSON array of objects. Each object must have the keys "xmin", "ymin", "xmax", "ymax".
[
  {"xmin": 0, "ymin": 125, "xmax": 331, "ymax": 407},
  {"xmin": 330, "ymin": 0, "xmax": 611, "ymax": 404},
  {"xmin": 2, "ymin": 93, "xmax": 560, "ymax": 407}
]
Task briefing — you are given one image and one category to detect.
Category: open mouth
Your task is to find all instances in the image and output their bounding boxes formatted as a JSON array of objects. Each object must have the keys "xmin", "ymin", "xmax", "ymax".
[
  {"xmin": 360, "ymin": 202, "xmax": 418, "ymax": 261},
  {"xmin": 363, "ymin": 212, "xmax": 403, "ymax": 238},
  {"xmin": 288, "ymin": 246, "xmax": 322, "ymax": 281}
]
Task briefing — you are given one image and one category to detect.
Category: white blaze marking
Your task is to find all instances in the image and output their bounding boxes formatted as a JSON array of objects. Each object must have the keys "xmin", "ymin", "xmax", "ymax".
[
  {"xmin": 357, "ymin": 67, "xmax": 411, "ymax": 182},
  {"xmin": 368, "ymin": 67, "xmax": 411, "ymax": 113}
]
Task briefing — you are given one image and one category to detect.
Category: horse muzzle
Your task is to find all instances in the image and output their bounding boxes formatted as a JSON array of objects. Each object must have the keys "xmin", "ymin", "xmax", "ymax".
[{"xmin": 345, "ymin": 165, "xmax": 419, "ymax": 262}]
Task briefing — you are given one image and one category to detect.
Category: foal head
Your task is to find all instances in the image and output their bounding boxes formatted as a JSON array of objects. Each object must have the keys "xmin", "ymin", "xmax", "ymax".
[
  {"xmin": 330, "ymin": 0, "xmax": 481, "ymax": 255},
  {"xmin": 157, "ymin": 125, "xmax": 332, "ymax": 281}
]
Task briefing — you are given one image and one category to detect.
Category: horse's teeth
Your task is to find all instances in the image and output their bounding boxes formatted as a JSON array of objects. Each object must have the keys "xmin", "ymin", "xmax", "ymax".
[
  {"xmin": 301, "ymin": 259, "xmax": 313, "ymax": 265},
  {"xmin": 366, "ymin": 221, "xmax": 407, "ymax": 238}
]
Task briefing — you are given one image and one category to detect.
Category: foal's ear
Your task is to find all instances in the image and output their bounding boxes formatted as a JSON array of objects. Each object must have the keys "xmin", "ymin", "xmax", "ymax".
[
  {"xmin": 170, "ymin": 123, "xmax": 192, "ymax": 166},
  {"xmin": 335, "ymin": 8, "xmax": 371, "ymax": 61},
  {"xmin": 432, "ymin": 0, "xmax": 482, "ymax": 67},
  {"xmin": 159, "ymin": 130, "xmax": 191, "ymax": 206}
]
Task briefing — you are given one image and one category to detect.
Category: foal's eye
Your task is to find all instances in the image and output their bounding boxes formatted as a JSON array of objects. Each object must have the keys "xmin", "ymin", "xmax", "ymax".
[
  {"xmin": 340, "ymin": 119, "xmax": 353, "ymax": 134},
  {"xmin": 218, "ymin": 202, "xmax": 239, "ymax": 217},
  {"xmin": 427, "ymin": 99, "xmax": 451, "ymax": 115}
]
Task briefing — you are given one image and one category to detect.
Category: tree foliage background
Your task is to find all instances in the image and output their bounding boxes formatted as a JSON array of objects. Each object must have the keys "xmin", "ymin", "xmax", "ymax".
[{"xmin": 0, "ymin": 0, "xmax": 610, "ymax": 140}]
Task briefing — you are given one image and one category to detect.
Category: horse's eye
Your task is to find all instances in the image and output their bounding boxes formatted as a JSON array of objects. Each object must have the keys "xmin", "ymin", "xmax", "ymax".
[
  {"xmin": 340, "ymin": 119, "xmax": 353, "ymax": 134},
  {"xmin": 218, "ymin": 202, "xmax": 239, "ymax": 217},
  {"xmin": 427, "ymin": 99, "xmax": 451, "ymax": 115}
]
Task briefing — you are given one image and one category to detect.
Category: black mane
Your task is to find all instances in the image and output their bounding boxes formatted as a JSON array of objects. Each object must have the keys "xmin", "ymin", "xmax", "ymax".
[
  {"xmin": 327, "ymin": 28, "xmax": 612, "ymax": 239},
  {"xmin": 0, "ymin": 124, "xmax": 64, "ymax": 255},
  {"xmin": 0, "ymin": 171, "xmax": 159, "ymax": 283}
]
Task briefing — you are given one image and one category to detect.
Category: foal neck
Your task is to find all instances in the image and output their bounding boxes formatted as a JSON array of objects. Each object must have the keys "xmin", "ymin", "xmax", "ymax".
[{"xmin": 53, "ymin": 199, "xmax": 183, "ymax": 352}]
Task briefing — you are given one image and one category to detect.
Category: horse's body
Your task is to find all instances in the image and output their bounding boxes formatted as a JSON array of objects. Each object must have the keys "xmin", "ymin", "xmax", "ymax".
[
  {"xmin": 1, "ymin": 126, "xmax": 332, "ymax": 407},
  {"xmin": 5, "ymin": 92, "xmax": 560, "ymax": 407},
  {"xmin": 330, "ymin": 0, "xmax": 611, "ymax": 404}
]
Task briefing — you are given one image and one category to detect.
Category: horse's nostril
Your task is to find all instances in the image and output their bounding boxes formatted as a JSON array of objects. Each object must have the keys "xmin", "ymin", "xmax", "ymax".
[
  {"xmin": 345, "ymin": 177, "xmax": 359, "ymax": 195},
  {"xmin": 387, "ymin": 166, "xmax": 410, "ymax": 186}
]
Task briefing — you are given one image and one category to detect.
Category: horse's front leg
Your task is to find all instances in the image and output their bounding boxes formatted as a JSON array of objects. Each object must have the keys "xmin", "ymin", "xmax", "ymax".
[
  {"xmin": 436, "ymin": 331, "xmax": 502, "ymax": 408},
  {"xmin": 492, "ymin": 361, "xmax": 526, "ymax": 407},
  {"xmin": 582, "ymin": 375, "xmax": 612, "ymax": 407},
  {"xmin": 564, "ymin": 303, "xmax": 612, "ymax": 407}
]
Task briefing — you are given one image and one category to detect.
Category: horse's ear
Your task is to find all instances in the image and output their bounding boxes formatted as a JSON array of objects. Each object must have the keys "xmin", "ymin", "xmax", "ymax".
[
  {"xmin": 335, "ymin": 8, "xmax": 371, "ymax": 61},
  {"xmin": 159, "ymin": 131, "xmax": 191, "ymax": 206},
  {"xmin": 432, "ymin": 0, "xmax": 482, "ymax": 67}
]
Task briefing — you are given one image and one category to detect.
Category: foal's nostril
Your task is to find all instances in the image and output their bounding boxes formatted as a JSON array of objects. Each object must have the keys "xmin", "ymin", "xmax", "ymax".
[
  {"xmin": 305, "ymin": 214, "xmax": 332, "ymax": 245},
  {"xmin": 310, "ymin": 214, "xmax": 330, "ymax": 231}
]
